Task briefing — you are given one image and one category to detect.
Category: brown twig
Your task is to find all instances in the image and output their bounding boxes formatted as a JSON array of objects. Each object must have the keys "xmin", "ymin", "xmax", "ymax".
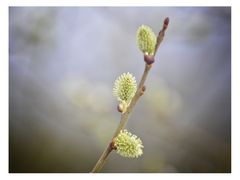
[
  {"xmin": 154, "ymin": 17, "xmax": 169, "ymax": 56},
  {"xmin": 90, "ymin": 17, "xmax": 169, "ymax": 173}
]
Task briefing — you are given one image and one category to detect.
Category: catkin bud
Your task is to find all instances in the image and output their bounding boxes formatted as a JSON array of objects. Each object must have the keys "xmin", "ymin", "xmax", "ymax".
[{"xmin": 163, "ymin": 17, "xmax": 169, "ymax": 29}]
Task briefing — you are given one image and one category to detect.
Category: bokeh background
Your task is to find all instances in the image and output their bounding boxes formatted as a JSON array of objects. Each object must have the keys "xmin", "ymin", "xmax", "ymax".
[{"xmin": 9, "ymin": 7, "xmax": 231, "ymax": 173}]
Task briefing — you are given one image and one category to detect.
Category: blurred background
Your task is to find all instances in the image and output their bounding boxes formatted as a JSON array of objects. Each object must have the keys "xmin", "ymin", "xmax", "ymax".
[{"xmin": 9, "ymin": 7, "xmax": 231, "ymax": 173}]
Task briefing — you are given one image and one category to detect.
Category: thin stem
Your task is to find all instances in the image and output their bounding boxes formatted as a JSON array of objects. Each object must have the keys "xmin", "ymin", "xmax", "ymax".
[
  {"xmin": 113, "ymin": 64, "xmax": 151, "ymax": 137},
  {"xmin": 90, "ymin": 64, "xmax": 151, "ymax": 173},
  {"xmin": 90, "ymin": 17, "xmax": 169, "ymax": 173},
  {"xmin": 90, "ymin": 144, "xmax": 112, "ymax": 173}
]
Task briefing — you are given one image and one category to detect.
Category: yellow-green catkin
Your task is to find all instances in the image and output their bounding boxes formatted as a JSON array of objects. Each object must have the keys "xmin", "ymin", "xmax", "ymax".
[
  {"xmin": 137, "ymin": 25, "xmax": 157, "ymax": 55},
  {"xmin": 114, "ymin": 129, "xmax": 143, "ymax": 158},
  {"xmin": 113, "ymin": 72, "xmax": 137, "ymax": 106}
]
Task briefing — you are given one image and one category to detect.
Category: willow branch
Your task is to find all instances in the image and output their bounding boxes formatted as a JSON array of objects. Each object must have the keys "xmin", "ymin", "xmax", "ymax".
[
  {"xmin": 90, "ymin": 64, "xmax": 151, "ymax": 173},
  {"xmin": 91, "ymin": 17, "xmax": 169, "ymax": 173}
]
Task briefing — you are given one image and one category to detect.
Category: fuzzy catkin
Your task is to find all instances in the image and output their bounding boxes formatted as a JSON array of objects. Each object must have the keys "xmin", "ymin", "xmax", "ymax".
[
  {"xmin": 137, "ymin": 25, "xmax": 157, "ymax": 55},
  {"xmin": 114, "ymin": 129, "xmax": 144, "ymax": 158}
]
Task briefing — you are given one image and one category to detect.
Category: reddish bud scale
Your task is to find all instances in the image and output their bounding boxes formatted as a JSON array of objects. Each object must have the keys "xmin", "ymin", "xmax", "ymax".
[
  {"xmin": 163, "ymin": 17, "xmax": 169, "ymax": 30},
  {"xmin": 144, "ymin": 54, "xmax": 155, "ymax": 65},
  {"xmin": 110, "ymin": 141, "xmax": 117, "ymax": 150},
  {"xmin": 164, "ymin": 17, "xmax": 169, "ymax": 26}
]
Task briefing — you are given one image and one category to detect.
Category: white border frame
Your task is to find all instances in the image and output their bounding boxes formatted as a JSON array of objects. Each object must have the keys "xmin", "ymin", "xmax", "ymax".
[{"xmin": 1, "ymin": 1, "xmax": 239, "ymax": 180}]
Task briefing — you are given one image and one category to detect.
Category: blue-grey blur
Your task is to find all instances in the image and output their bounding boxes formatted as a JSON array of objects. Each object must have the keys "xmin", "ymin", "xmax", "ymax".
[{"xmin": 9, "ymin": 7, "xmax": 231, "ymax": 173}]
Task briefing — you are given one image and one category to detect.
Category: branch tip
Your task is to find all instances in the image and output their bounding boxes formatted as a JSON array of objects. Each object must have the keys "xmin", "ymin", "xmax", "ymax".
[{"xmin": 164, "ymin": 17, "xmax": 169, "ymax": 26}]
